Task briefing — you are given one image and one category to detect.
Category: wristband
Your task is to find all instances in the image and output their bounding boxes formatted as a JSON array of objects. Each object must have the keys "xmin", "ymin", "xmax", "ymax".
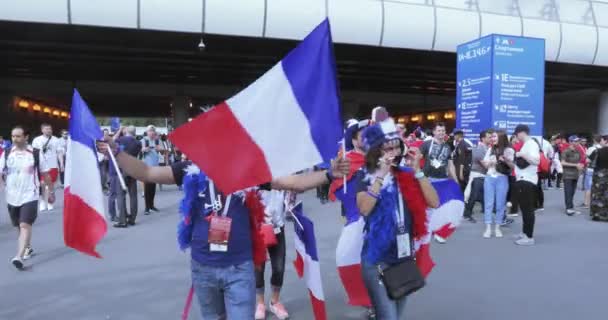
[
  {"xmin": 414, "ymin": 171, "xmax": 425, "ymax": 180},
  {"xmin": 366, "ymin": 190, "xmax": 379, "ymax": 199}
]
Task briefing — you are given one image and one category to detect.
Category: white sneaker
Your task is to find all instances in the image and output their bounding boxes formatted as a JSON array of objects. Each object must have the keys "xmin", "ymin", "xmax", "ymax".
[
  {"xmin": 47, "ymin": 203, "xmax": 54, "ymax": 211},
  {"xmin": 434, "ymin": 234, "xmax": 447, "ymax": 244},
  {"xmin": 23, "ymin": 247, "xmax": 34, "ymax": 260},
  {"xmin": 512, "ymin": 232, "xmax": 526, "ymax": 240},
  {"xmin": 38, "ymin": 201, "xmax": 47, "ymax": 212},
  {"xmin": 506, "ymin": 202, "xmax": 512, "ymax": 208},
  {"xmin": 11, "ymin": 257, "xmax": 24, "ymax": 270},
  {"xmin": 483, "ymin": 225, "xmax": 492, "ymax": 239},
  {"xmin": 515, "ymin": 236, "xmax": 535, "ymax": 246},
  {"xmin": 494, "ymin": 226, "xmax": 503, "ymax": 238}
]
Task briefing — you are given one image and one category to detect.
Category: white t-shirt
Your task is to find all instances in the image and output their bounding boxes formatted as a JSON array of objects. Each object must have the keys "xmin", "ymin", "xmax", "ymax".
[
  {"xmin": 515, "ymin": 138, "xmax": 540, "ymax": 185},
  {"xmin": 0, "ymin": 146, "xmax": 39, "ymax": 206},
  {"xmin": 483, "ymin": 147, "xmax": 514, "ymax": 177},
  {"xmin": 32, "ymin": 135, "xmax": 62, "ymax": 172}
]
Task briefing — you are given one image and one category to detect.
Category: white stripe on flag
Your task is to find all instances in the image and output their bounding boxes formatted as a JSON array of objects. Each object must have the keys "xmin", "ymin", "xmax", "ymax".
[
  {"xmin": 226, "ymin": 62, "xmax": 323, "ymax": 179},
  {"xmin": 65, "ymin": 140, "xmax": 105, "ymax": 216},
  {"xmin": 294, "ymin": 236, "xmax": 325, "ymax": 300},
  {"xmin": 336, "ymin": 218, "xmax": 365, "ymax": 267}
]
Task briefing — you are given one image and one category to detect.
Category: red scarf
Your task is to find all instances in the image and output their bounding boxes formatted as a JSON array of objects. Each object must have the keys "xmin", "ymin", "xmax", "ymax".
[{"xmin": 395, "ymin": 169, "xmax": 428, "ymax": 242}]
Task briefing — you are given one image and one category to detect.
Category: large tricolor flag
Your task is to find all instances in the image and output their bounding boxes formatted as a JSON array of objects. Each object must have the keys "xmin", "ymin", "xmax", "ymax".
[
  {"xmin": 64, "ymin": 89, "xmax": 107, "ymax": 258},
  {"xmin": 169, "ymin": 19, "xmax": 342, "ymax": 194},
  {"xmin": 292, "ymin": 203, "xmax": 327, "ymax": 320}
]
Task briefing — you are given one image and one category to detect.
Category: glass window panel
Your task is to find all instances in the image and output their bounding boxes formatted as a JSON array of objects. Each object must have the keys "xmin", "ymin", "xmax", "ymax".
[
  {"xmin": 593, "ymin": 2, "xmax": 608, "ymax": 27},
  {"xmin": 434, "ymin": 0, "xmax": 477, "ymax": 10},
  {"xmin": 555, "ymin": 0, "xmax": 594, "ymax": 24},
  {"xmin": 519, "ymin": 0, "xmax": 559, "ymax": 21},
  {"xmin": 478, "ymin": 0, "xmax": 520, "ymax": 16}
]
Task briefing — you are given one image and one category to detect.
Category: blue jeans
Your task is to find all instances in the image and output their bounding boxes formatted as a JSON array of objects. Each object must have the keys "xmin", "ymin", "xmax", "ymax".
[
  {"xmin": 191, "ymin": 259, "xmax": 255, "ymax": 320},
  {"xmin": 361, "ymin": 261, "xmax": 408, "ymax": 320},
  {"xmin": 483, "ymin": 175, "xmax": 509, "ymax": 225}
]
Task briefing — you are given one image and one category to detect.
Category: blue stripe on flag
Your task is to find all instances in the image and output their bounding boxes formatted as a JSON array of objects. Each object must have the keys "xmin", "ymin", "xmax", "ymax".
[
  {"xmin": 281, "ymin": 19, "xmax": 342, "ymax": 163},
  {"xmin": 431, "ymin": 179, "xmax": 465, "ymax": 205},
  {"xmin": 70, "ymin": 89, "xmax": 102, "ymax": 153},
  {"xmin": 292, "ymin": 202, "xmax": 319, "ymax": 261}
]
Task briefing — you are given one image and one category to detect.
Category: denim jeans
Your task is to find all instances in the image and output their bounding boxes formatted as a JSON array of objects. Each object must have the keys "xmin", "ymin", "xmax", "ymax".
[
  {"xmin": 564, "ymin": 178, "xmax": 578, "ymax": 210},
  {"xmin": 191, "ymin": 259, "xmax": 255, "ymax": 320},
  {"xmin": 483, "ymin": 174, "xmax": 509, "ymax": 225},
  {"xmin": 361, "ymin": 261, "xmax": 408, "ymax": 320}
]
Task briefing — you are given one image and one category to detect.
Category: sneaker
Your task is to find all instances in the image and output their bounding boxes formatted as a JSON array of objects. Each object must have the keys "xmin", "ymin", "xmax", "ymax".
[
  {"xmin": 255, "ymin": 303, "xmax": 266, "ymax": 320},
  {"xmin": 367, "ymin": 308, "xmax": 376, "ymax": 320},
  {"xmin": 465, "ymin": 216, "xmax": 477, "ymax": 223},
  {"xmin": 150, "ymin": 207, "xmax": 160, "ymax": 212},
  {"xmin": 11, "ymin": 257, "xmax": 24, "ymax": 270},
  {"xmin": 566, "ymin": 209, "xmax": 576, "ymax": 216},
  {"xmin": 269, "ymin": 301, "xmax": 289, "ymax": 320},
  {"xmin": 506, "ymin": 202, "xmax": 512, "ymax": 209},
  {"xmin": 144, "ymin": 209, "xmax": 151, "ymax": 215},
  {"xmin": 38, "ymin": 201, "xmax": 47, "ymax": 212},
  {"xmin": 515, "ymin": 236, "xmax": 535, "ymax": 246},
  {"xmin": 23, "ymin": 247, "xmax": 34, "ymax": 260},
  {"xmin": 501, "ymin": 218, "xmax": 514, "ymax": 226},
  {"xmin": 507, "ymin": 212, "xmax": 520, "ymax": 217},
  {"xmin": 535, "ymin": 207, "xmax": 544, "ymax": 213},
  {"xmin": 434, "ymin": 234, "xmax": 447, "ymax": 244},
  {"xmin": 512, "ymin": 232, "xmax": 526, "ymax": 240},
  {"xmin": 483, "ymin": 225, "xmax": 492, "ymax": 238},
  {"xmin": 495, "ymin": 226, "xmax": 503, "ymax": 238}
]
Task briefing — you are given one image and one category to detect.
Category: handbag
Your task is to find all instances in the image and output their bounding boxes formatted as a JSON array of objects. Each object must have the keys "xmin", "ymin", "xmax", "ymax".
[
  {"xmin": 378, "ymin": 258, "xmax": 426, "ymax": 300},
  {"xmin": 260, "ymin": 224, "xmax": 278, "ymax": 247}
]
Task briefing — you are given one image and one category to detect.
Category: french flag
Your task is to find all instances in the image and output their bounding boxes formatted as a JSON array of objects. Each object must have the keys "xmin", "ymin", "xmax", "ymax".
[
  {"xmin": 415, "ymin": 179, "xmax": 464, "ymax": 276},
  {"xmin": 169, "ymin": 19, "xmax": 342, "ymax": 194},
  {"xmin": 292, "ymin": 203, "xmax": 327, "ymax": 320},
  {"xmin": 63, "ymin": 89, "xmax": 107, "ymax": 258}
]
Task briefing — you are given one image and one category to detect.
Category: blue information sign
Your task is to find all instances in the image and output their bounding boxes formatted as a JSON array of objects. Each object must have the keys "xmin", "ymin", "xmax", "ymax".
[{"xmin": 456, "ymin": 34, "xmax": 545, "ymax": 142}]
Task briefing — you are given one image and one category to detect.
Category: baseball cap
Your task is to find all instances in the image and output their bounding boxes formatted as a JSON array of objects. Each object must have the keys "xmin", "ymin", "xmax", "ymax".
[{"xmin": 568, "ymin": 135, "xmax": 580, "ymax": 143}]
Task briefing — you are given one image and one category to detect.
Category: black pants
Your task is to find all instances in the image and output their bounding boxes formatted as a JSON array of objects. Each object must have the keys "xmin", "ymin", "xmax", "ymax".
[
  {"xmin": 144, "ymin": 182, "xmax": 156, "ymax": 210},
  {"xmin": 563, "ymin": 178, "xmax": 578, "ymax": 210},
  {"xmin": 515, "ymin": 180, "xmax": 537, "ymax": 238},
  {"xmin": 464, "ymin": 177, "xmax": 484, "ymax": 218},
  {"xmin": 508, "ymin": 175, "xmax": 519, "ymax": 213},
  {"xmin": 537, "ymin": 175, "xmax": 545, "ymax": 208},
  {"xmin": 119, "ymin": 177, "xmax": 139, "ymax": 224},
  {"xmin": 255, "ymin": 227, "xmax": 286, "ymax": 291}
]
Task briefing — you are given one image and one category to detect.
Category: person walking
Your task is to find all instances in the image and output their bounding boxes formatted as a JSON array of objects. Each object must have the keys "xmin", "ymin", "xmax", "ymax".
[
  {"xmin": 561, "ymin": 136, "xmax": 584, "ymax": 216},
  {"xmin": 32, "ymin": 123, "xmax": 64, "ymax": 211},
  {"xmin": 512, "ymin": 125, "xmax": 540, "ymax": 246},
  {"xmin": 141, "ymin": 125, "xmax": 164, "ymax": 214},
  {"xmin": 0, "ymin": 126, "xmax": 41, "ymax": 269},
  {"xmin": 583, "ymin": 135, "xmax": 602, "ymax": 209},
  {"xmin": 481, "ymin": 130, "xmax": 514, "ymax": 238},
  {"xmin": 452, "ymin": 129, "xmax": 473, "ymax": 192}
]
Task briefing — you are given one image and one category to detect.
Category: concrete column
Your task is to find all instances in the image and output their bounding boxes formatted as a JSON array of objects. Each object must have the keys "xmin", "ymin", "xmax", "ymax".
[
  {"xmin": 599, "ymin": 92, "xmax": 608, "ymax": 135},
  {"xmin": 172, "ymin": 96, "xmax": 189, "ymax": 129}
]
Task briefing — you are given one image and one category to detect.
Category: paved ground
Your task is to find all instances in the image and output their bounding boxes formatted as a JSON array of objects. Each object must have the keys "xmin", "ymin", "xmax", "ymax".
[{"xmin": 0, "ymin": 184, "xmax": 607, "ymax": 320}]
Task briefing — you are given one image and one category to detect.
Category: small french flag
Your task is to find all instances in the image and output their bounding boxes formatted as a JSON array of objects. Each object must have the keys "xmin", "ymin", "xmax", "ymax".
[
  {"xmin": 292, "ymin": 203, "xmax": 327, "ymax": 320},
  {"xmin": 63, "ymin": 89, "xmax": 107, "ymax": 258},
  {"xmin": 169, "ymin": 19, "xmax": 342, "ymax": 193}
]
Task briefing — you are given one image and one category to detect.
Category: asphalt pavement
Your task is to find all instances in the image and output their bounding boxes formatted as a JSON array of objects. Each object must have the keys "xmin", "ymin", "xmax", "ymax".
[{"xmin": 0, "ymin": 184, "xmax": 606, "ymax": 320}]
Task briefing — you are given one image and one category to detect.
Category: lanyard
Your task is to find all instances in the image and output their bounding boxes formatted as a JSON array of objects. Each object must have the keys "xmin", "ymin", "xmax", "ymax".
[
  {"xmin": 206, "ymin": 180, "xmax": 231, "ymax": 217},
  {"xmin": 394, "ymin": 179, "xmax": 406, "ymax": 229}
]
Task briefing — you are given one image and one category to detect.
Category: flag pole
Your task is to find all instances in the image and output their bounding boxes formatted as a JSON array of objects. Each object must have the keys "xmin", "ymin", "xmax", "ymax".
[
  {"xmin": 107, "ymin": 149, "xmax": 127, "ymax": 191},
  {"xmin": 286, "ymin": 200, "xmax": 304, "ymax": 230},
  {"xmin": 342, "ymin": 139, "xmax": 347, "ymax": 194}
]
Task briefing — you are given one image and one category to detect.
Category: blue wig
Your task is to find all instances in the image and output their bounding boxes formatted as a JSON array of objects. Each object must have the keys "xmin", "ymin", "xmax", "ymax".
[{"xmin": 177, "ymin": 169, "xmax": 212, "ymax": 250}]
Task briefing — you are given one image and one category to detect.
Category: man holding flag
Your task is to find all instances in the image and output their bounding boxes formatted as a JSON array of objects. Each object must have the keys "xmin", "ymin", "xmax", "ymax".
[{"xmin": 97, "ymin": 18, "xmax": 346, "ymax": 319}]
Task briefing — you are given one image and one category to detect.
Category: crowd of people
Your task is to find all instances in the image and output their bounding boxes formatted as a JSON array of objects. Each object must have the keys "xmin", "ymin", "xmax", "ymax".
[{"xmin": 1, "ymin": 111, "xmax": 607, "ymax": 320}]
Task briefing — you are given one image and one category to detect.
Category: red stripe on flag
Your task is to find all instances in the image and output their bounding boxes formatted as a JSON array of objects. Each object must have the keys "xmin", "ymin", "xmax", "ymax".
[
  {"xmin": 293, "ymin": 252, "xmax": 304, "ymax": 278},
  {"xmin": 415, "ymin": 244, "xmax": 435, "ymax": 278},
  {"xmin": 434, "ymin": 224, "xmax": 456, "ymax": 240},
  {"xmin": 337, "ymin": 264, "xmax": 371, "ymax": 307},
  {"xmin": 168, "ymin": 102, "xmax": 272, "ymax": 194},
  {"xmin": 63, "ymin": 187, "xmax": 107, "ymax": 258},
  {"xmin": 309, "ymin": 290, "xmax": 327, "ymax": 320}
]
